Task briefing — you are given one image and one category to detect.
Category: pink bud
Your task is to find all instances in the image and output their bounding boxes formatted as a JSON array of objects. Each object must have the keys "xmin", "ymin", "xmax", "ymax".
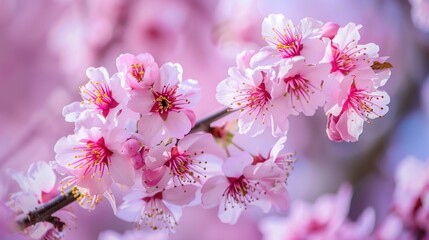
[
  {"xmin": 142, "ymin": 167, "xmax": 167, "ymax": 187},
  {"xmin": 122, "ymin": 138, "xmax": 141, "ymax": 157},
  {"xmin": 131, "ymin": 155, "xmax": 145, "ymax": 170},
  {"xmin": 322, "ymin": 22, "xmax": 340, "ymax": 39}
]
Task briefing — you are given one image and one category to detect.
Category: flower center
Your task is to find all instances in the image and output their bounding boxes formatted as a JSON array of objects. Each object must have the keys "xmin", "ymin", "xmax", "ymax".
[
  {"xmin": 72, "ymin": 137, "xmax": 113, "ymax": 180},
  {"xmin": 80, "ymin": 81, "xmax": 119, "ymax": 117},
  {"xmin": 141, "ymin": 193, "xmax": 177, "ymax": 230},
  {"xmin": 283, "ymin": 74, "xmax": 317, "ymax": 106},
  {"xmin": 267, "ymin": 27, "xmax": 303, "ymax": 58},
  {"xmin": 157, "ymin": 96, "xmax": 172, "ymax": 112},
  {"xmin": 222, "ymin": 176, "xmax": 263, "ymax": 210},
  {"xmin": 165, "ymin": 146, "xmax": 207, "ymax": 186},
  {"xmin": 131, "ymin": 63, "xmax": 145, "ymax": 82},
  {"xmin": 331, "ymin": 41, "xmax": 367, "ymax": 75},
  {"xmin": 231, "ymin": 72, "xmax": 272, "ymax": 123},
  {"xmin": 344, "ymin": 82, "xmax": 385, "ymax": 121},
  {"xmin": 151, "ymin": 86, "xmax": 190, "ymax": 120}
]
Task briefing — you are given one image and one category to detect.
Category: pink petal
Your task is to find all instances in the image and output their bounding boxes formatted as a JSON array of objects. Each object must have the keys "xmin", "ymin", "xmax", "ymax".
[
  {"xmin": 127, "ymin": 89, "xmax": 154, "ymax": 114},
  {"xmin": 109, "ymin": 154, "xmax": 135, "ymax": 188},
  {"xmin": 27, "ymin": 162, "xmax": 56, "ymax": 195},
  {"xmin": 116, "ymin": 53, "xmax": 135, "ymax": 73},
  {"xmin": 62, "ymin": 102, "xmax": 85, "ymax": 122},
  {"xmin": 137, "ymin": 114, "xmax": 165, "ymax": 146},
  {"xmin": 218, "ymin": 198, "xmax": 245, "ymax": 224},
  {"xmin": 157, "ymin": 63, "xmax": 182, "ymax": 91},
  {"xmin": 142, "ymin": 166, "xmax": 170, "ymax": 189},
  {"xmin": 163, "ymin": 111, "xmax": 192, "ymax": 139},
  {"xmin": 222, "ymin": 151, "xmax": 252, "ymax": 178},
  {"xmin": 76, "ymin": 173, "xmax": 111, "ymax": 195},
  {"xmin": 163, "ymin": 185, "xmax": 198, "ymax": 206},
  {"xmin": 201, "ymin": 175, "xmax": 229, "ymax": 208}
]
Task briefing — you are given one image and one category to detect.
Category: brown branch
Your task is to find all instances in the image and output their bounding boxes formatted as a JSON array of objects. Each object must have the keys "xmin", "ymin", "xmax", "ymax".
[
  {"xmin": 189, "ymin": 108, "xmax": 231, "ymax": 134},
  {"xmin": 17, "ymin": 188, "xmax": 79, "ymax": 230}
]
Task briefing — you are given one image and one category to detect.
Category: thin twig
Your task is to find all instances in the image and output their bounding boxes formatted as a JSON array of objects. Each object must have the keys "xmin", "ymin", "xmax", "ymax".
[
  {"xmin": 17, "ymin": 189, "xmax": 78, "ymax": 230},
  {"xmin": 189, "ymin": 108, "xmax": 231, "ymax": 134}
]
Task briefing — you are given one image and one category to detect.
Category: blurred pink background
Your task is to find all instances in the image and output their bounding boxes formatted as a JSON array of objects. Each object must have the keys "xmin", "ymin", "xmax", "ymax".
[{"xmin": 1, "ymin": 0, "xmax": 429, "ymax": 239}]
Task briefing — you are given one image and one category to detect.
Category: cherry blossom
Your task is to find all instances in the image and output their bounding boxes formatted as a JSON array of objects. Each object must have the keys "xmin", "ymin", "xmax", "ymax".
[
  {"xmin": 277, "ymin": 57, "xmax": 329, "ymax": 116},
  {"xmin": 143, "ymin": 133, "xmax": 225, "ymax": 190},
  {"xmin": 320, "ymin": 23, "xmax": 379, "ymax": 79},
  {"xmin": 201, "ymin": 151, "xmax": 290, "ymax": 224},
  {"xmin": 251, "ymin": 136, "xmax": 296, "ymax": 182},
  {"xmin": 116, "ymin": 185, "xmax": 198, "ymax": 231},
  {"xmin": 7, "ymin": 162, "xmax": 75, "ymax": 240},
  {"xmin": 128, "ymin": 62, "xmax": 200, "ymax": 145},
  {"xmin": 216, "ymin": 56, "xmax": 288, "ymax": 137},
  {"xmin": 251, "ymin": 13, "xmax": 325, "ymax": 67},
  {"xmin": 62, "ymin": 67, "xmax": 128, "ymax": 128},
  {"xmin": 390, "ymin": 156, "xmax": 429, "ymax": 237},
  {"xmin": 325, "ymin": 74, "xmax": 390, "ymax": 142},
  {"xmin": 116, "ymin": 53, "xmax": 159, "ymax": 89},
  {"xmin": 259, "ymin": 184, "xmax": 375, "ymax": 240},
  {"xmin": 54, "ymin": 125, "xmax": 135, "ymax": 197}
]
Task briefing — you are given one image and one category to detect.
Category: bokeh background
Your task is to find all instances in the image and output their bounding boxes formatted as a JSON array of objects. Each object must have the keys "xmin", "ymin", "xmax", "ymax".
[{"xmin": 1, "ymin": 0, "xmax": 429, "ymax": 239}]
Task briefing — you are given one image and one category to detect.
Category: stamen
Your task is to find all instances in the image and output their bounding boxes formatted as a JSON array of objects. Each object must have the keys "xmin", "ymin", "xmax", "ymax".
[{"xmin": 131, "ymin": 63, "xmax": 145, "ymax": 82}]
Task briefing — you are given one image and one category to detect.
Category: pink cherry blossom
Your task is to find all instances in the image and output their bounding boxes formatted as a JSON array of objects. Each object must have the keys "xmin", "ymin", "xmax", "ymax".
[
  {"xmin": 116, "ymin": 53, "xmax": 159, "ymax": 89},
  {"xmin": 7, "ymin": 162, "xmax": 75, "ymax": 240},
  {"xmin": 320, "ymin": 23, "xmax": 379, "ymax": 79},
  {"xmin": 128, "ymin": 62, "xmax": 200, "ymax": 145},
  {"xmin": 201, "ymin": 151, "xmax": 290, "ymax": 224},
  {"xmin": 277, "ymin": 57, "xmax": 329, "ymax": 116},
  {"xmin": 259, "ymin": 184, "xmax": 375, "ymax": 240},
  {"xmin": 54, "ymin": 125, "xmax": 135, "ymax": 197},
  {"xmin": 390, "ymin": 156, "xmax": 429, "ymax": 236},
  {"xmin": 216, "ymin": 61, "xmax": 288, "ymax": 137},
  {"xmin": 325, "ymin": 74, "xmax": 390, "ymax": 142},
  {"xmin": 251, "ymin": 136, "xmax": 296, "ymax": 183},
  {"xmin": 251, "ymin": 14, "xmax": 325, "ymax": 67},
  {"xmin": 116, "ymin": 185, "xmax": 198, "ymax": 231},
  {"xmin": 143, "ymin": 133, "xmax": 225, "ymax": 190},
  {"xmin": 62, "ymin": 67, "xmax": 128, "ymax": 128}
]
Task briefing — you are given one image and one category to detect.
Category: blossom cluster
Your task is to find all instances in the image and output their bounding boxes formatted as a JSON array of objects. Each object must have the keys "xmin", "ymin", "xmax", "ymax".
[
  {"xmin": 4, "ymin": 13, "xmax": 394, "ymax": 240},
  {"xmin": 260, "ymin": 184, "xmax": 375, "ymax": 240},
  {"xmin": 259, "ymin": 156, "xmax": 429, "ymax": 240},
  {"xmin": 376, "ymin": 156, "xmax": 429, "ymax": 239},
  {"xmin": 216, "ymin": 14, "xmax": 392, "ymax": 142},
  {"xmin": 51, "ymin": 47, "xmax": 296, "ymax": 234}
]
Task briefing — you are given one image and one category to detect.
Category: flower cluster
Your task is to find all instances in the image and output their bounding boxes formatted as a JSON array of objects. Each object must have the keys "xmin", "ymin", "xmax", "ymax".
[
  {"xmin": 260, "ymin": 184, "xmax": 375, "ymax": 240},
  {"xmin": 4, "ymin": 13, "xmax": 394, "ymax": 240},
  {"xmin": 376, "ymin": 156, "xmax": 429, "ymax": 239},
  {"xmin": 52, "ymin": 50, "xmax": 296, "ymax": 233},
  {"xmin": 216, "ymin": 14, "xmax": 392, "ymax": 142},
  {"xmin": 259, "ymin": 156, "xmax": 429, "ymax": 240}
]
